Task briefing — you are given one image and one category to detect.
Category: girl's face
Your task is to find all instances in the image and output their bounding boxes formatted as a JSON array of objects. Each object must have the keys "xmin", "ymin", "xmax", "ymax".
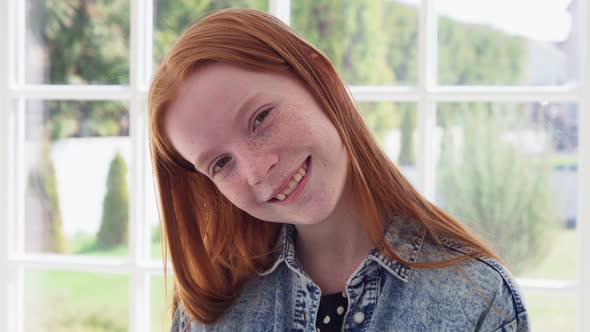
[{"xmin": 164, "ymin": 62, "xmax": 349, "ymax": 226}]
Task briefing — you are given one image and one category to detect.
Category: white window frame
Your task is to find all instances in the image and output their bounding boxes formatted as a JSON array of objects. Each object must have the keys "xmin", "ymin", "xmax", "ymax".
[{"xmin": 0, "ymin": 0, "xmax": 588, "ymax": 331}]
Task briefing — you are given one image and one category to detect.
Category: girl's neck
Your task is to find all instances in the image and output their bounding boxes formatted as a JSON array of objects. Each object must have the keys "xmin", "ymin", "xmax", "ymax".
[{"xmin": 293, "ymin": 179, "xmax": 374, "ymax": 294}]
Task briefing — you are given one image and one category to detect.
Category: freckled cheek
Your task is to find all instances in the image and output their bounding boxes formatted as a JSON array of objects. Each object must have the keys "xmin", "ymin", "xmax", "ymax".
[
  {"xmin": 216, "ymin": 184, "xmax": 258, "ymax": 210},
  {"xmin": 273, "ymin": 115, "xmax": 312, "ymax": 145}
]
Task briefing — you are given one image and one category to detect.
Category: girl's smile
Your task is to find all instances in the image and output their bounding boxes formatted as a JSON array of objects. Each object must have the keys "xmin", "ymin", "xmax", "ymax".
[{"xmin": 267, "ymin": 155, "xmax": 311, "ymax": 205}]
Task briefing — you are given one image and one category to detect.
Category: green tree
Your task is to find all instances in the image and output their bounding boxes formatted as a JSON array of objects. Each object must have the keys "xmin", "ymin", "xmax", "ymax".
[
  {"xmin": 437, "ymin": 105, "xmax": 554, "ymax": 273},
  {"xmin": 154, "ymin": 0, "xmax": 268, "ymax": 63},
  {"xmin": 438, "ymin": 17, "xmax": 527, "ymax": 85},
  {"xmin": 30, "ymin": 0, "xmax": 130, "ymax": 140},
  {"xmin": 383, "ymin": 1, "xmax": 419, "ymax": 84},
  {"xmin": 27, "ymin": 138, "xmax": 68, "ymax": 253},
  {"xmin": 96, "ymin": 153, "xmax": 129, "ymax": 249},
  {"xmin": 31, "ymin": 0, "xmax": 129, "ymax": 84},
  {"xmin": 292, "ymin": 1, "xmax": 398, "ymax": 144},
  {"xmin": 398, "ymin": 108, "xmax": 415, "ymax": 166}
]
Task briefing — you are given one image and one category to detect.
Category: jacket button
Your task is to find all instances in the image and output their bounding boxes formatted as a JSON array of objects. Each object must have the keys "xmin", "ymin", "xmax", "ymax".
[
  {"xmin": 353, "ymin": 311, "xmax": 365, "ymax": 324},
  {"xmin": 303, "ymin": 312, "xmax": 307, "ymax": 322}
]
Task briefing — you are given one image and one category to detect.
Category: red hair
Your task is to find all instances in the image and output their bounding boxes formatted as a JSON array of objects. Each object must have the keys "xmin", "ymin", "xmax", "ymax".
[{"xmin": 148, "ymin": 8, "xmax": 502, "ymax": 324}]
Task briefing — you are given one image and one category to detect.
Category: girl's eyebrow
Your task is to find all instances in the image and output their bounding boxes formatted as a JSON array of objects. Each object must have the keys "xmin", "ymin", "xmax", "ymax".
[{"xmin": 193, "ymin": 92, "xmax": 263, "ymax": 169}]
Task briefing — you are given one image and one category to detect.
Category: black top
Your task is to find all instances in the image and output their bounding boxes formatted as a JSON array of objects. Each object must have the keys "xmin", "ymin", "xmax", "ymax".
[{"xmin": 315, "ymin": 291, "xmax": 348, "ymax": 332}]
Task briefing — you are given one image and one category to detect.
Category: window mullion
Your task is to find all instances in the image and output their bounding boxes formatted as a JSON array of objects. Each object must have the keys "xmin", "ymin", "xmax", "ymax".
[
  {"xmin": 14, "ymin": 0, "xmax": 24, "ymax": 86},
  {"xmin": 9, "ymin": 85, "xmax": 135, "ymax": 100},
  {"xmin": 11, "ymin": 99, "xmax": 24, "ymax": 269},
  {"xmin": 416, "ymin": 0, "xmax": 437, "ymax": 201},
  {"xmin": 577, "ymin": 0, "xmax": 590, "ymax": 330},
  {"xmin": 349, "ymin": 86, "xmax": 581, "ymax": 103},
  {"xmin": 127, "ymin": 95, "xmax": 145, "ymax": 331},
  {"xmin": 0, "ymin": 0, "xmax": 9, "ymax": 328},
  {"xmin": 517, "ymin": 278, "xmax": 577, "ymax": 296},
  {"xmin": 129, "ymin": 0, "xmax": 152, "ymax": 330},
  {"xmin": 430, "ymin": 86, "xmax": 582, "ymax": 102},
  {"xmin": 11, "ymin": 267, "xmax": 24, "ymax": 332},
  {"xmin": 270, "ymin": 0, "xmax": 290, "ymax": 25}
]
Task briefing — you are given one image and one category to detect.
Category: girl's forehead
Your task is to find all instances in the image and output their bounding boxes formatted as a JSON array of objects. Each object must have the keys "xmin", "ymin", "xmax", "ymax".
[
  {"xmin": 165, "ymin": 67, "xmax": 284, "ymax": 137},
  {"xmin": 171, "ymin": 65, "xmax": 297, "ymax": 119}
]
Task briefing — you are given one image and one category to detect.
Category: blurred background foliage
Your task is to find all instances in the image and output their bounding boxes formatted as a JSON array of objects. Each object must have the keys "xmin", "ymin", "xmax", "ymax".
[
  {"xmin": 96, "ymin": 152, "xmax": 129, "ymax": 250},
  {"xmin": 24, "ymin": 0, "xmax": 575, "ymax": 331},
  {"xmin": 437, "ymin": 104, "xmax": 555, "ymax": 273}
]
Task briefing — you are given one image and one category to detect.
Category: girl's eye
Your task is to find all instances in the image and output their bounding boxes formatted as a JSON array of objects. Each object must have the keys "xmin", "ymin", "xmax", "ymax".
[
  {"xmin": 212, "ymin": 156, "xmax": 231, "ymax": 174},
  {"xmin": 253, "ymin": 109, "xmax": 270, "ymax": 129}
]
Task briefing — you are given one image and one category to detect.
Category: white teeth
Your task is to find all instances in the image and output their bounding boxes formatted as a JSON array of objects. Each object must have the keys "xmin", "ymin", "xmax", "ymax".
[
  {"xmin": 274, "ymin": 164, "xmax": 308, "ymax": 201},
  {"xmin": 283, "ymin": 185, "xmax": 295, "ymax": 196},
  {"xmin": 287, "ymin": 180, "xmax": 298, "ymax": 190}
]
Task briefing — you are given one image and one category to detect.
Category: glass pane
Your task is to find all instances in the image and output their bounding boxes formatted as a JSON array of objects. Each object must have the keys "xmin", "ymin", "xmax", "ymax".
[
  {"xmin": 524, "ymin": 292, "xmax": 576, "ymax": 331},
  {"xmin": 152, "ymin": 276, "xmax": 174, "ymax": 332},
  {"xmin": 358, "ymin": 102, "xmax": 418, "ymax": 185},
  {"xmin": 25, "ymin": 270, "xmax": 128, "ymax": 331},
  {"xmin": 25, "ymin": 100, "xmax": 131, "ymax": 256},
  {"xmin": 437, "ymin": 1, "xmax": 579, "ymax": 86},
  {"xmin": 153, "ymin": 0, "xmax": 268, "ymax": 65},
  {"xmin": 291, "ymin": 1, "xmax": 419, "ymax": 85},
  {"xmin": 26, "ymin": 0, "xmax": 129, "ymax": 84},
  {"xmin": 435, "ymin": 102, "xmax": 578, "ymax": 279}
]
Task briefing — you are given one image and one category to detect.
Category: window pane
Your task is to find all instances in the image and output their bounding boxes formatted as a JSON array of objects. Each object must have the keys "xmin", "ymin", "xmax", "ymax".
[
  {"xmin": 291, "ymin": 0, "xmax": 419, "ymax": 85},
  {"xmin": 437, "ymin": 1, "xmax": 579, "ymax": 86},
  {"xmin": 25, "ymin": 270, "xmax": 128, "ymax": 331},
  {"xmin": 152, "ymin": 276, "xmax": 174, "ymax": 332},
  {"xmin": 153, "ymin": 0, "xmax": 268, "ymax": 65},
  {"xmin": 26, "ymin": 0, "xmax": 130, "ymax": 84},
  {"xmin": 25, "ymin": 100, "xmax": 131, "ymax": 256},
  {"xmin": 524, "ymin": 292, "xmax": 576, "ymax": 331},
  {"xmin": 358, "ymin": 102, "xmax": 418, "ymax": 185},
  {"xmin": 435, "ymin": 102, "xmax": 578, "ymax": 280}
]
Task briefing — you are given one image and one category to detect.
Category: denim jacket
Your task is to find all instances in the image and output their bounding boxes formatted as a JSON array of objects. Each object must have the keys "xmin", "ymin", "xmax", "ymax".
[{"xmin": 171, "ymin": 217, "xmax": 529, "ymax": 331}]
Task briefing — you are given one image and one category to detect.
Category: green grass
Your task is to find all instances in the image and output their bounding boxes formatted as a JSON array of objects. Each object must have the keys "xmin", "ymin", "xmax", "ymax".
[
  {"xmin": 69, "ymin": 232, "xmax": 164, "ymax": 259},
  {"xmin": 24, "ymin": 270, "xmax": 175, "ymax": 332},
  {"xmin": 520, "ymin": 228, "xmax": 577, "ymax": 280},
  {"xmin": 25, "ymin": 271, "xmax": 128, "ymax": 332},
  {"xmin": 152, "ymin": 277, "xmax": 174, "ymax": 332},
  {"xmin": 524, "ymin": 293, "xmax": 576, "ymax": 332},
  {"xmin": 517, "ymin": 228, "xmax": 577, "ymax": 331}
]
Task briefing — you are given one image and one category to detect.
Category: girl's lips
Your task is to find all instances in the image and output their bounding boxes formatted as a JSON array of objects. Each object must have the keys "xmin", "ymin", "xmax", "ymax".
[{"xmin": 268, "ymin": 156, "xmax": 311, "ymax": 205}]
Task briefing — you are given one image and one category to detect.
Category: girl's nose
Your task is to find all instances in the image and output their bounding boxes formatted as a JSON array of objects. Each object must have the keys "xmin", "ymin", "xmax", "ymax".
[{"xmin": 239, "ymin": 149, "xmax": 279, "ymax": 187}]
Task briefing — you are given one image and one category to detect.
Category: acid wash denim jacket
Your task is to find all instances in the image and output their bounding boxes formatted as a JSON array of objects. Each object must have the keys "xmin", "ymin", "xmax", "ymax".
[{"xmin": 171, "ymin": 217, "xmax": 530, "ymax": 331}]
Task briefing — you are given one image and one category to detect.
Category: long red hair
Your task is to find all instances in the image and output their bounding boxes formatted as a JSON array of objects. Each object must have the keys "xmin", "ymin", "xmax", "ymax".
[{"xmin": 148, "ymin": 8, "xmax": 502, "ymax": 324}]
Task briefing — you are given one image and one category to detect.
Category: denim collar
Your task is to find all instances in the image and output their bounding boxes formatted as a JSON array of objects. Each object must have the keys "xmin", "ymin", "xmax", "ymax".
[{"xmin": 257, "ymin": 216, "xmax": 426, "ymax": 283}]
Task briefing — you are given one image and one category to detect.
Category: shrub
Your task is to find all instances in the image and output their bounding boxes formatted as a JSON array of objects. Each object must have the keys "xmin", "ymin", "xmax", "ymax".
[
  {"xmin": 437, "ymin": 106, "xmax": 555, "ymax": 273},
  {"xmin": 96, "ymin": 153, "xmax": 129, "ymax": 249},
  {"xmin": 398, "ymin": 108, "xmax": 415, "ymax": 165}
]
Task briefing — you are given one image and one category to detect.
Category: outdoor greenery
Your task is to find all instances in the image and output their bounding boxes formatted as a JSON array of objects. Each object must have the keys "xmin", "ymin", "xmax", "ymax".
[
  {"xmin": 437, "ymin": 104, "xmax": 556, "ymax": 274},
  {"xmin": 25, "ymin": 271, "xmax": 128, "ymax": 332},
  {"xmin": 26, "ymin": 138, "xmax": 68, "ymax": 253},
  {"xmin": 154, "ymin": 0, "xmax": 268, "ymax": 63},
  {"xmin": 398, "ymin": 108, "xmax": 415, "ymax": 166},
  {"xmin": 97, "ymin": 153, "xmax": 129, "ymax": 249},
  {"xmin": 23, "ymin": 0, "xmax": 574, "ymax": 330}
]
